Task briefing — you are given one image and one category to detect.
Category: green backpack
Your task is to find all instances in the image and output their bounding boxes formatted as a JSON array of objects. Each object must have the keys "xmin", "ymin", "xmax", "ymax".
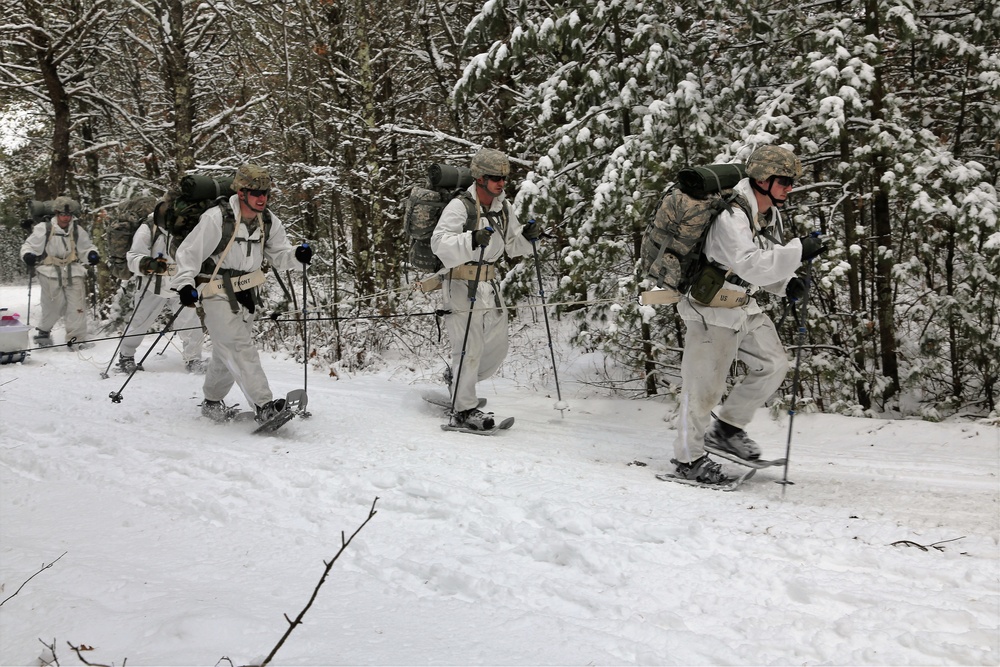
[
  {"xmin": 403, "ymin": 164, "xmax": 478, "ymax": 273},
  {"xmin": 639, "ymin": 163, "xmax": 752, "ymax": 302},
  {"xmin": 106, "ymin": 195, "xmax": 159, "ymax": 281}
]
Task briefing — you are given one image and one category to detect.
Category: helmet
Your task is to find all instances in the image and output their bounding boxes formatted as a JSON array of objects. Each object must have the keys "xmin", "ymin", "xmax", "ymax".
[
  {"xmin": 745, "ymin": 146, "xmax": 802, "ymax": 180},
  {"xmin": 470, "ymin": 148, "xmax": 510, "ymax": 179},
  {"xmin": 232, "ymin": 164, "xmax": 272, "ymax": 191},
  {"xmin": 52, "ymin": 196, "xmax": 81, "ymax": 216}
]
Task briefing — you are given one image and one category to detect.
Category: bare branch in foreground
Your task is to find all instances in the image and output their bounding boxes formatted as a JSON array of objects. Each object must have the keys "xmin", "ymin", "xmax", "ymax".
[
  {"xmin": 38, "ymin": 638, "xmax": 59, "ymax": 667},
  {"xmin": 66, "ymin": 641, "xmax": 121, "ymax": 667},
  {"xmin": 890, "ymin": 536, "xmax": 966, "ymax": 552},
  {"xmin": 1, "ymin": 552, "xmax": 67, "ymax": 607},
  {"xmin": 255, "ymin": 497, "xmax": 380, "ymax": 667}
]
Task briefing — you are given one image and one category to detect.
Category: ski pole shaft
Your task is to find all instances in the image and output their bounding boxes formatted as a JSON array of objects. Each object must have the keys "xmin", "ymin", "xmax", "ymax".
[
  {"xmin": 26, "ymin": 269, "xmax": 33, "ymax": 326},
  {"xmin": 302, "ymin": 261, "xmax": 309, "ymax": 395},
  {"xmin": 109, "ymin": 305, "xmax": 185, "ymax": 403},
  {"xmin": 778, "ymin": 259, "xmax": 813, "ymax": 494},
  {"xmin": 449, "ymin": 241, "xmax": 489, "ymax": 416},
  {"xmin": 156, "ymin": 330, "xmax": 176, "ymax": 355},
  {"xmin": 102, "ymin": 276, "xmax": 153, "ymax": 378},
  {"xmin": 530, "ymin": 237, "xmax": 565, "ymax": 412}
]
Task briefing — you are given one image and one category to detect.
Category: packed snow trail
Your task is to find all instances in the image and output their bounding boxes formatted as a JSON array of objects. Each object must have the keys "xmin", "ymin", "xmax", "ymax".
[{"xmin": 1, "ymin": 284, "xmax": 997, "ymax": 665}]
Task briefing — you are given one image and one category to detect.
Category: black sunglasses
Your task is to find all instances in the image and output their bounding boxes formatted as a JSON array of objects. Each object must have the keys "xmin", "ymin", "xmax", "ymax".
[
  {"xmin": 243, "ymin": 188, "xmax": 270, "ymax": 197},
  {"xmin": 774, "ymin": 176, "xmax": 794, "ymax": 187},
  {"xmin": 484, "ymin": 174, "xmax": 507, "ymax": 183}
]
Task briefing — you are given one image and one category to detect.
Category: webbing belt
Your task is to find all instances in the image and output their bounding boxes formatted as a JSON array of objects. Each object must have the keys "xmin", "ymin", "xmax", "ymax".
[
  {"xmin": 449, "ymin": 263, "xmax": 495, "ymax": 281},
  {"xmin": 198, "ymin": 269, "xmax": 266, "ymax": 297},
  {"xmin": 640, "ymin": 288, "xmax": 750, "ymax": 309}
]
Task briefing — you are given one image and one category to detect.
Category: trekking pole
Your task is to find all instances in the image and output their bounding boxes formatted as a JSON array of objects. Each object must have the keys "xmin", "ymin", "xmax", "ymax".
[
  {"xmin": 778, "ymin": 259, "xmax": 813, "ymax": 496},
  {"xmin": 530, "ymin": 234, "xmax": 567, "ymax": 417},
  {"xmin": 156, "ymin": 330, "xmax": 176, "ymax": 355},
  {"xmin": 302, "ymin": 260, "xmax": 309, "ymax": 397},
  {"xmin": 101, "ymin": 276, "xmax": 154, "ymax": 378},
  {"xmin": 87, "ymin": 265, "xmax": 98, "ymax": 318},
  {"xmin": 448, "ymin": 237, "xmax": 490, "ymax": 416},
  {"xmin": 109, "ymin": 305, "xmax": 185, "ymax": 403},
  {"xmin": 26, "ymin": 267, "xmax": 34, "ymax": 326}
]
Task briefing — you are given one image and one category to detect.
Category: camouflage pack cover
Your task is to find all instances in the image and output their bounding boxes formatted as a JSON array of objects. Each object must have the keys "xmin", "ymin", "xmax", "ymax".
[
  {"xmin": 640, "ymin": 165, "xmax": 752, "ymax": 296},
  {"xmin": 403, "ymin": 186, "xmax": 477, "ymax": 273},
  {"xmin": 232, "ymin": 164, "xmax": 272, "ymax": 191},
  {"xmin": 107, "ymin": 195, "xmax": 158, "ymax": 281},
  {"xmin": 745, "ymin": 145, "xmax": 802, "ymax": 180},
  {"xmin": 470, "ymin": 148, "xmax": 510, "ymax": 178}
]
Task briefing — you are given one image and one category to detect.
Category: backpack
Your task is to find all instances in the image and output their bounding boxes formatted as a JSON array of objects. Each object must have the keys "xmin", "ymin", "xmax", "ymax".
[
  {"xmin": 153, "ymin": 174, "xmax": 271, "ymax": 273},
  {"xmin": 403, "ymin": 164, "xmax": 478, "ymax": 273},
  {"xmin": 639, "ymin": 163, "xmax": 751, "ymax": 302},
  {"xmin": 107, "ymin": 195, "xmax": 158, "ymax": 281},
  {"xmin": 157, "ymin": 174, "xmax": 235, "ymax": 253}
]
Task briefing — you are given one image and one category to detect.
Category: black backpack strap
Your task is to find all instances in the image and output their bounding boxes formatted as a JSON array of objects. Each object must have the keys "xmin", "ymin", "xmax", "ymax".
[{"xmin": 456, "ymin": 191, "xmax": 478, "ymax": 233}]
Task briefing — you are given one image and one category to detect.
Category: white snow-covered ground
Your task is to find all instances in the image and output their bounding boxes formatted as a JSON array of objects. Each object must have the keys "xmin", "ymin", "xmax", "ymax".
[{"xmin": 0, "ymin": 282, "xmax": 997, "ymax": 667}]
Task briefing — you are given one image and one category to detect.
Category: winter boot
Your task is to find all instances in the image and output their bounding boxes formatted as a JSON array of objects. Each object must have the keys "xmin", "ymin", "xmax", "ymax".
[
  {"xmin": 202, "ymin": 399, "xmax": 237, "ymax": 423},
  {"xmin": 704, "ymin": 419, "xmax": 761, "ymax": 460},
  {"xmin": 255, "ymin": 398, "xmax": 288, "ymax": 424},
  {"xmin": 33, "ymin": 329, "xmax": 51, "ymax": 344},
  {"xmin": 185, "ymin": 359, "xmax": 207, "ymax": 374},
  {"xmin": 670, "ymin": 455, "xmax": 733, "ymax": 486},
  {"xmin": 117, "ymin": 354, "xmax": 137, "ymax": 374},
  {"xmin": 450, "ymin": 407, "xmax": 495, "ymax": 431}
]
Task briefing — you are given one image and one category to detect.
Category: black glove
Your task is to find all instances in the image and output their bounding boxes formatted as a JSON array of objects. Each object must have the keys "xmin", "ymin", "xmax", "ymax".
[
  {"xmin": 295, "ymin": 243, "xmax": 313, "ymax": 265},
  {"xmin": 799, "ymin": 235, "xmax": 827, "ymax": 262},
  {"xmin": 786, "ymin": 276, "xmax": 808, "ymax": 301},
  {"xmin": 87, "ymin": 250, "xmax": 100, "ymax": 266},
  {"xmin": 23, "ymin": 253, "xmax": 37, "ymax": 267},
  {"xmin": 139, "ymin": 256, "xmax": 169, "ymax": 275},
  {"xmin": 522, "ymin": 220, "xmax": 543, "ymax": 242},
  {"xmin": 471, "ymin": 228, "xmax": 494, "ymax": 249},
  {"xmin": 178, "ymin": 284, "xmax": 199, "ymax": 307}
]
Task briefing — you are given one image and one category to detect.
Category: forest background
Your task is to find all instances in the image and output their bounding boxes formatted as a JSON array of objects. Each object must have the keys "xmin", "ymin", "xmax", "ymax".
[{"xmin": 0, "ymin": 0, "xmax": 998, "ymax": 419}]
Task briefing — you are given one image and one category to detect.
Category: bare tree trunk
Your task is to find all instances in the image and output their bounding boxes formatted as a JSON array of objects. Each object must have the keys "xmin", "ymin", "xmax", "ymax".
[
  {"xmin": 162, "ymin": 0, "xmax": 196, "ymax": 180},
  {"xmin": 866, "ymin": 0, "xmax": 900, "ymax": 403},
  {"xmin": 357, "ymin": 0, "xmax": 387, "ymax": 298},
  {"xmin": 23, "ymin": 0, "xmax": 71, "ymax": 197}
]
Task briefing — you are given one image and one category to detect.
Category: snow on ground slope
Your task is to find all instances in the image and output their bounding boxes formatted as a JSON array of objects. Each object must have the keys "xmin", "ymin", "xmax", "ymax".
[{"xmin": 0, "ymin": 283, "xmax": 997, "ymax": 666}]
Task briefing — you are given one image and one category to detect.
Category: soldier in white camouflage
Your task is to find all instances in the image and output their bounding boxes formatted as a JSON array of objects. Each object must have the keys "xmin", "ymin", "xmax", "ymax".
[
  {"xmin": 116, "ymin": 197, "xmax": 207, "ymax": 375},
  {"xmin": 670, "ymin": 145, "xmax": 828, "ymax": 486},
  {"xmin": 170, "ymin": 164, "xmax": 313, "ymax": 425},
  {"xmin": 431, "ymin": 148, "xmax": 543, "ymax": 430},
  {"xmin": 20, "ymin": 196, "xmax": 100, "ymax": 349}
]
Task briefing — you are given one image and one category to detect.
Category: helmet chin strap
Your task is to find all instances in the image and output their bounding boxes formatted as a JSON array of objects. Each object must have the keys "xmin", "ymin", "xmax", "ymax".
[{"xmin": 751, "ymin": 176, "xmax": 786, "ymax": 208}]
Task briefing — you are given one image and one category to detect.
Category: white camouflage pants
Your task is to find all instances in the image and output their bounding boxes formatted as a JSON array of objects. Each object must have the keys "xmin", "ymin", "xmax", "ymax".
[
  {"xmin": 200, "ymin": 295, "xmax": 272, "ymax": 409},
  {"xmin": 444, "ymin": 278, "xmax": 509, "ymax": 412},
  {"xmin": 119, "ymin": 281, "xmax": 204, "ymax": 362},
  {"xmin": 673, "ymin": 312, "xmax": 789, "ymax": 463},
  {"xmin": 36, "ymin": 271, "xmax": 88, "ymax": 343}
]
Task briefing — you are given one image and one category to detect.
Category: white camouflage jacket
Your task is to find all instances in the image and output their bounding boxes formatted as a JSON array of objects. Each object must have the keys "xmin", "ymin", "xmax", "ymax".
[
  {"xmin": 20, "ymin": 217, "xmax": 98, "ymax": 281},
  {"xmin": 430, "ymin": 183, "xmax": 534, "ymax": 271},
  {"xmin": 677, "ymin": 178, "xmax": 804, "ymax": 330},
  {"xmin": 170, "ymin": 194, "xmax": 300, "ymax": 291}
]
